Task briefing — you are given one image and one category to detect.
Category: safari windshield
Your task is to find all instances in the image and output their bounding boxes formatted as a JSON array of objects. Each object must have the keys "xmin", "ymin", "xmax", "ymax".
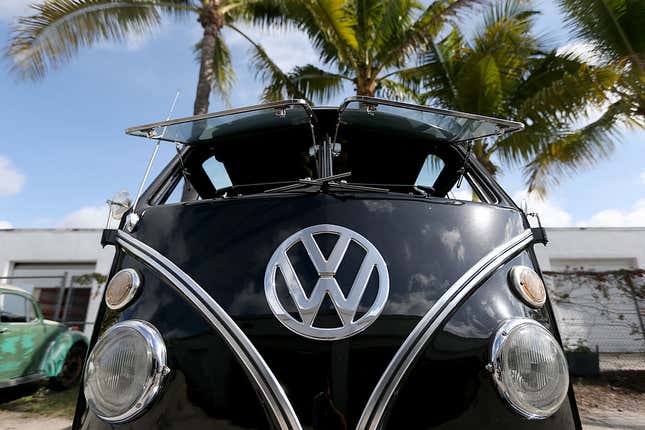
[{"xmin": 126, "ymin": 97, "xmax": 523, "ymax": 204}]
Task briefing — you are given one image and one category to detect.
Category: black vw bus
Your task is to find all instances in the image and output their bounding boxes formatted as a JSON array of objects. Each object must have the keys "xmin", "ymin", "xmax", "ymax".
[{"xmin": 74, "ymin": 97, "xmax": 581, "ymax": 429}]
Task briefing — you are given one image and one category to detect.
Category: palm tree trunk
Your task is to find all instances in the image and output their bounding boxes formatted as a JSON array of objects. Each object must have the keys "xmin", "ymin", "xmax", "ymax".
[
  {"xmin": 356, "ymin": 79, "xmax": 377, "ymax": 97},
  {"xmin": 193, "ymin": 2, "xmax": 224, "ymax": 115},
  {"xmin": 355, "ymin": 67, "xmax": 377, "ymax": 97},
  {"xmin": 183, "ymin": 2, "xmax": 224, "ymax": 200}
]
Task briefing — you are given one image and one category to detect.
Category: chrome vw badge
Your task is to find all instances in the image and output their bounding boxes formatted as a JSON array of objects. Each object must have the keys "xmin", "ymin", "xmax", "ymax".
[{"xmin": 264, "ymin": 224, "xmax": 389, "ymax": 340}]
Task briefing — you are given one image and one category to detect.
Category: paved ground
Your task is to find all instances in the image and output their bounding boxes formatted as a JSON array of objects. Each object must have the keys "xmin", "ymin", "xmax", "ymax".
[
  {"xmin": 581, "ymin": 408, "xmax": 645, "ymax": 430},
  {"xmin": 0, "ymin": 410, "xmax": 71, "ymax": 430},
  {"xmin": 2, "ymin": 408, "xmax": 644, "ymax": 430},
  {"xmin": 1, "ymin": 376, "xmax": 643, "ymax": 430}
]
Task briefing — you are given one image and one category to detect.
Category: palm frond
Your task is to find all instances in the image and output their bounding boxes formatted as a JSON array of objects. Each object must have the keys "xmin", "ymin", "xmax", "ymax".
[
  {"xmin": 516, "ymin": 52, "xmax": 617, "ymax": 120},
  {"xmin": 558, "ymin": 0, "xmax": 645, "ymax": 67},
  {"xmin": 523, "ymin": 99, "xmax": 635, "ymax": 196},
  {"xmin": 375, "ymin": 0, "xmax": 483, "ymax": 71},
  {"xmin": 287, "ymin": 64, "xmax": 347, "ymax": 103},
  {"xmin": 416, "ymin": 27, "xmax": 467, "ymax": 106},
  {"xmin": 375, "ymin": 78, "xmax": 418, "ymax": 101},
  {"xmin": 472, "ymin": 0, "xmax": 540, "ymax": 58},
  {"xmin": 371, "ymin": 0, "xmax": 417, "ymax": 58},
  {"xmin": 451, "ymin": 54, "xmax": 504, "ymax": 116},
  {"xmin": 288, "ymin": 0, "xmax": 358, "ymax": 71},
  {"xmin": 227, "ymin": 23, "xmax": 308, "ymax": 102},
  {"xmin": 234, "ymin": 0, "xmax": 295, "ymax": 28},
  {"xmin": 5, "ymin": 0, "xmax": 195, "ymax": 79},
  {"xmin": 347, "ymin": 0, "xmax": 384, "ymax": 59},
  {"xmin": 379, "ymin": 60, "xmax": 448, "ymax": 103},
  {"xmin": 494, "ymin": 51, "xmax": 620, "ymax": 165}
]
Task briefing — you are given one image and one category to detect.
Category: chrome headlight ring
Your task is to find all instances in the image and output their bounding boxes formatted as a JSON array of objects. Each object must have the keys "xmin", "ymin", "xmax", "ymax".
[
  {"xmin": 488, "ymin": 318, "xmax": 569, "ymax": 420},
  {"xmin": 84, "ymin": 320, "xmax": 170, "ymax": 423}
]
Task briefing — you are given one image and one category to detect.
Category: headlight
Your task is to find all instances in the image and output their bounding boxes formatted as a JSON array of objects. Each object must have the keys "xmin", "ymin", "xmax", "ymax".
[
  {"xmin": 489, "ymin": 319, "xmax": 569, "ymax": 419},
  {"xmin": 84, "ymin": 320, "xmax": 169, "ymax": 423}
]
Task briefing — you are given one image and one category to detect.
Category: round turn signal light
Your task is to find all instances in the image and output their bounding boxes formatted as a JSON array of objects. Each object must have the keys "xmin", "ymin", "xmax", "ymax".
[
  {"xmin": 508, "ymin": 265, "xmax": 546, "ymax": 308},
  {"xmin": 105, "ymin": 269, "xmax": 141, "ymax": 310}
]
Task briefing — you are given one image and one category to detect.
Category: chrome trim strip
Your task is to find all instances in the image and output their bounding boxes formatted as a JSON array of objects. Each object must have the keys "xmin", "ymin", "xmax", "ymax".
[
  {"xmin": 0, "ymin": 373, "xmax": 44, "ymax": 389},
  {"xmin": 357, "ymin": 229, "xmax": 534, "ymax": 430},
  {"xmin": 116, "ymin": 232, "xmax": 302, "ymax": 430}
]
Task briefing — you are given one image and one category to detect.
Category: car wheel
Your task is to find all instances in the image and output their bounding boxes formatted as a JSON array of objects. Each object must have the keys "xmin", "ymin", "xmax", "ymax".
[{"xmin": 48, "ymin": 343, "xmax": 87, "ymax": 391}]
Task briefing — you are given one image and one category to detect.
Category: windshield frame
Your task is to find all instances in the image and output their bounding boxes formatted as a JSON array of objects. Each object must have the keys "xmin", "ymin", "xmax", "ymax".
[
  {"xmin": 125, "ymin": 99, "xmax": 316, "ymax": 144},
  {"xmin": 334, "ymin": 96, "xmax": 524, "ymax": 144}
]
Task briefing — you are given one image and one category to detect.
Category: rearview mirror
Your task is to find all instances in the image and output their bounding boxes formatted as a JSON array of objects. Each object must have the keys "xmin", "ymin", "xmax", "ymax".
[{"xmin": 107, "ymin": 190, "xmax": 132, "ymax": 221}]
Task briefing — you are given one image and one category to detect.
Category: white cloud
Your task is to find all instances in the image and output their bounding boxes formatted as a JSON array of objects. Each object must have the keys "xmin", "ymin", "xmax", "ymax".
[
  {"xmin": 97, "ymin": 31, "xmax": 158, "ymax": 52},
  {"xmin": 440, "ymin": 228, "xmax": 465, "ymax": 261},
  {"xmin": 452, "ymin": 188, "xmax": 473, "ymax": 201},
  {"xmin": 0, "ymin": 220, "xmax": 13, "ymax": 229},
  {"xmin": 517, "ymin": 191, "xmax": 645, "ymax": 228},
  {"xmin": 556, "ymin": 41, "xmax": 602, "ymax": 66},
  {"xmin": 515, "ymin": 191, "xmax": 573, "ymax": 227},
  {"xmin": 227, "ymin": 25, "xmax": 319, "ymax": 72},
  {"xmin": 576, "ymin": 199, "xmax": 645, "ymax": 227},
  {"xmin": 640, "ymin": 171, "xmax": 645, "ymax": 184},
  {"xmin": 0, "ymin": 155, "xmax": 26, "ymax": 196},
  {"xmin": 0, "ymin": 0, "xmax": 32, "ymax": 23},
  {"xmin": 58, "ymin": 205, "xmax": 109, "ymax": 228}
]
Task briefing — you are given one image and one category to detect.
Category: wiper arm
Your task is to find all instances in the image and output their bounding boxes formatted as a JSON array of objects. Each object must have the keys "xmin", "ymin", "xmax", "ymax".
[{"xmin": 264, "ymin": 172, "xmax": 389, "ymax": 194}]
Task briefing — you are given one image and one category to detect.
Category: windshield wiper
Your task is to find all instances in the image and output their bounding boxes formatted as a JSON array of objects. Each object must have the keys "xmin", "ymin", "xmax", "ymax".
[{"xmin": 264, "ymin": 172, "xmax": 389, "ymax": 194}]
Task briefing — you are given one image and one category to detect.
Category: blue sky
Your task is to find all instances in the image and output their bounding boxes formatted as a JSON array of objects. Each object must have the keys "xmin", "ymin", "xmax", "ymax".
[{"xmin": 0, "ymin": 0, "xmax": 643, "ymax": 229}]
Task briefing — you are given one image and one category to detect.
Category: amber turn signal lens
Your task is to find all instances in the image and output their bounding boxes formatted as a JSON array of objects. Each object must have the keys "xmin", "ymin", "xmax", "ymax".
[
  {"xmin": 508, "ymin": 265, "xmax": 546, "ymax": 308},
  {"xmin": 105, "ymin": 269, "xmax": 141, "ymax": 310}
]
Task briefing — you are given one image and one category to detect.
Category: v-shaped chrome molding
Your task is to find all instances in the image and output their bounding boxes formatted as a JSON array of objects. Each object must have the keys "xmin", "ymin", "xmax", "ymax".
[
  {"xmin": 356, "ymin": 229, "xmax": 534, "ymax": 430},
  {"xmin": 116, "ymin": 231, "xmax": 302, "ymax": 430},
  {"xmin": 115, "ymin": 228, "xmax": 532, "ymax": 430}
]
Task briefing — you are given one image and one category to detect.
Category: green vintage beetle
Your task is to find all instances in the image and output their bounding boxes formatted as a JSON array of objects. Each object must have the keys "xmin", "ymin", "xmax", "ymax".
[{"xmin": 0, "ymin": 285, "xmax": 88, "ymax": 391}]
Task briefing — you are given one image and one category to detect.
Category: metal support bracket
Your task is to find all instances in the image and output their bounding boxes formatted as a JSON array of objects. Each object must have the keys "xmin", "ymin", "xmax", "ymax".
[
  {"xmin": 527, "ymin": 212, "xmax": 548, "ymax": 245},
  {"xmin": 101, "ymin": 229, "xmax": 118, "ymax": 247}
]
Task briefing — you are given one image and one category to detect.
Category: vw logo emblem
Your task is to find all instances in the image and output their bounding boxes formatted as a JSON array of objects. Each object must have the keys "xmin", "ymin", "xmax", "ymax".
[{"xmin": 264, "ymin": 224, "xmax": 389, "ymax": 340}]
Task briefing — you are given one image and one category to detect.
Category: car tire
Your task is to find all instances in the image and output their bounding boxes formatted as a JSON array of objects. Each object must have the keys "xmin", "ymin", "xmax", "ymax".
[{"xmin": 48, "ymin": 343, "xmax": 87, "ymax": 391}]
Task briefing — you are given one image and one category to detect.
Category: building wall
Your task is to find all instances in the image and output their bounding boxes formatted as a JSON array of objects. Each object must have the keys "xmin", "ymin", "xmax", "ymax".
[
  {"xmin": 535, "ymin": 227, "xmax": 645, "ymax": 271},
  {"xmin": 0, "ymin": 229, "xmax": 113, "ymax": 337},
  {"xmin": 535, "ymin": 228, "xmax": 645, "ymax": 357}
]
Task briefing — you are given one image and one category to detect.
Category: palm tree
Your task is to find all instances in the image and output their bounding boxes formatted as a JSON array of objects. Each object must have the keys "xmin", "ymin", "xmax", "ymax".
[
  {"xmin": 259, "ymin": 0, "xmax": 633, "ymax": 195},
  {"xmin": 5, "ymin": 0, "xmax": 284, "ymax": 115},
  {"xmin": 247, "ymin": 0, "xmax": 483, "ymax": 102},
  {"xmin": 557, "ymin": 0, "xmax": 644, "ymax": 117},
  {"xmin": 409, "ymin": 0, "xmax": 634, "ymax": 194}
]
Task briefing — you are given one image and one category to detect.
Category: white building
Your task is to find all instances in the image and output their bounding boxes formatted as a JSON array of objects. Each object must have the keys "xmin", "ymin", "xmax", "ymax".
[
  {"xmin": 0, "ymin": 229, "xmax": 113, "ymax": 338},
  {"xmin": 535, "ymin": 228, "xmax": 645, "ymax": 364},
  {"xmin": 1, "ymin": 227, "xmax": 643, "ymax": 348},
  {"xmin": 534, "ymin": 227, "xmax": 645, "ymax": 271}
]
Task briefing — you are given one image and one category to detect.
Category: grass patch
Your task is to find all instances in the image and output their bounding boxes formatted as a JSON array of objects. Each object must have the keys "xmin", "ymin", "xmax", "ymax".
[{"xmin": 0, "ymin": 385, "xmax": 80, "ymax": 418}]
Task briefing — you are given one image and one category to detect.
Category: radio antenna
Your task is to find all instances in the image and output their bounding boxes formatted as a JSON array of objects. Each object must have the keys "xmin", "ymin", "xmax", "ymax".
[{"xmin": 125, "ymin": 90, "xmax": 180, "ymax": 232}]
